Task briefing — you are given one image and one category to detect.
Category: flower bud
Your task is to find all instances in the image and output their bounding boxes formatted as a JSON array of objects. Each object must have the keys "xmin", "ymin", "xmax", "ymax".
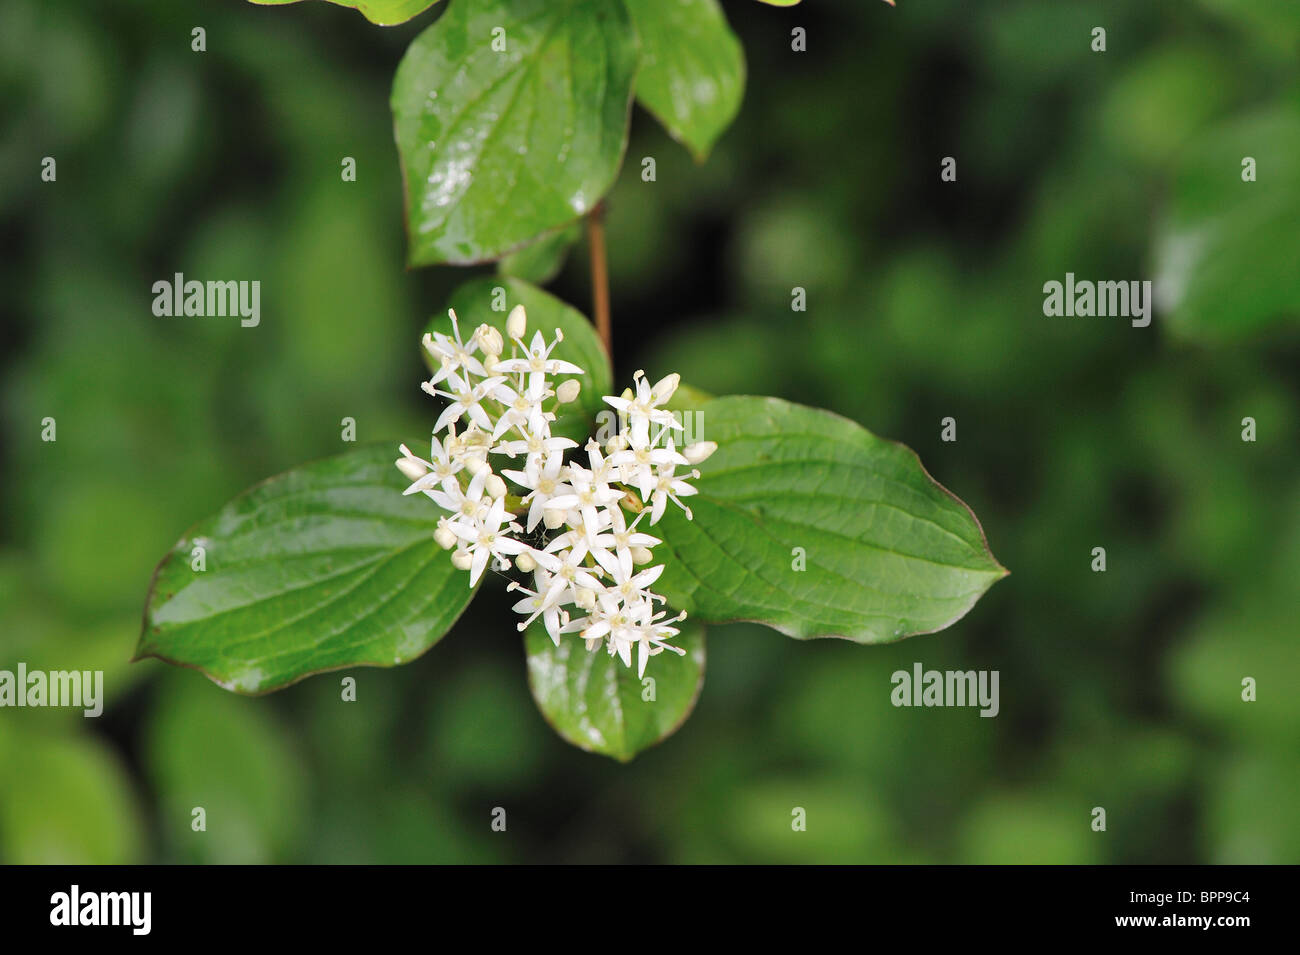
[
  {"xmin": 506, "ymin": 305, "xmax": 527, "ymax": 340},
  {"xmin": 396, "ymin": 457, "xmax": 429, "ymax": 482},
  {"xmin": 575, "ymin": 587, "xmax": 596, "ymax": 611},
  {"xmin": 465, "ymin": 457, "xmax": 488, "ymax": 475},
  {"xmin": 485, "ymin": 474, "xmax": 507, "ymax": 499},
  {"xmin": 515, "ymin": 551, "xmax": 537, "ymax": 573},
  {"xmin": 476, "ymin": 324, "xmax": 503, "ymax": 356},
  {"xmin": 482, "ymin": 353, "xmax": 498, "ymax": 374},
  {"xmin": 450, "ymin": 550, "xmax": 473, "ymax": 571},
  {"xmin": 631, "ymin": 546, "xmax": 654, "ymax": 565},
  {"xmin": 683, "ymin": 441, "xmax": 717, "ymax": 465},
  {"xmin": 556, "ymin": 379, "xmax": 581, "ymax": 404},
  {"xmin": 542, "ymin": 508, "xmax": 566, "ymax": 530},
  {"xmin": 434, "ymin": 525, "xmax": 457, "ymax": 550},
  {"xmin": 652, "ymin": 372, "xmax": 680, "ymax": 404}
]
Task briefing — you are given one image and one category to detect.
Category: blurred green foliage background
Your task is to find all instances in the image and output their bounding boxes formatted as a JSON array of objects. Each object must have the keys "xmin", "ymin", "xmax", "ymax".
[{"xmin": 2, "ymin": 0, "xmax": 1297, "ymax": 863}]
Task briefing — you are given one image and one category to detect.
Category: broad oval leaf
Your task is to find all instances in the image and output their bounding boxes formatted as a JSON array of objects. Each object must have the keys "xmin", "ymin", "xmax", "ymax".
[
  {"xmin": 249, "ymin": 0, "xmax": 443, "ymax": 27},
  {"xmin": 624, "ymin": 0, "xmax": 745, "ymax": 161},
  {"xmin": 654, "ymin": 396, "xmax": 1006, "ymax": 642},
  {"xmin": 525, "ymin": 621, "xmax": 705, "ymax": 762},
  {"xmin": 429, "ymin": 277, "xmax": 613, "ymax": 442},
  {"xmin": 137, "ymin": 445, "xmax": 476, "ymax": 694},
  {"xmin": 392, "ymin": 0, "xmax": 637, "ymax": 265}
]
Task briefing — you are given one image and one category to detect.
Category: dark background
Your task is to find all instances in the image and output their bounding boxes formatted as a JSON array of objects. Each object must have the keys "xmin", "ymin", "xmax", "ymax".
[{"xmin": 1, "ymin": 0, "xmax": 1297, "ymax": 863}]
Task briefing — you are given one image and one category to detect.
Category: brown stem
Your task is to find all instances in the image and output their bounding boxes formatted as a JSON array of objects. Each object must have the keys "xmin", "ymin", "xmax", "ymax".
[{"xmin": 587, "ymin": 203, "xmax": 612, "ymax": 356}]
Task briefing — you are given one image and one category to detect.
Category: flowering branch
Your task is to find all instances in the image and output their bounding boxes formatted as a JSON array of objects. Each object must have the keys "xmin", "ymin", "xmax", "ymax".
[{"xmin": 396, "ymin": 305, "xmax": 717, "ymax": 678}]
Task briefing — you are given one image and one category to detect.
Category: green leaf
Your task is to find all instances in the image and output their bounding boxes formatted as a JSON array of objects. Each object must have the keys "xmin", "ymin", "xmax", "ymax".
[
  {"xmin": 755, "ymin": 0, "xmax": 801, "ymax": 6},
  {"xmin": 249, "ymin": 0, "xmax": 443, "ymax": 27},
  {"xmin": 498, "ymin": 222, "xmax": 582, "ymax": 285},
  {"xmin": 1154, "ymin": 107, "xmax": 1300, "ymax": 340},
  {"xmin": 136, "ymin": 445, "xmax": 476, "ymax": 694},
  {"xmin": 392, "ymin": 0, "xmax": 637, "ymax": 265},
  {"xmin": 653, "ymin": 396, "xmax": 1006, "ymax": 642},
  {"xmin": 525, "ymin": 621, "xmax": 705, "ymax": 761},
  {"xmin": 431, "ymin": 277, "xmax": 613, "ymax": 442},
  {"xmin": 624, "ymin": 0, "xmax": 745, "ymax": 161}
]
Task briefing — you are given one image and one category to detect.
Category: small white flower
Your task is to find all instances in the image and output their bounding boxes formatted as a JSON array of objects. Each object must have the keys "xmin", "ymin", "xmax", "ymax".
[
  {"xmin": 563, "ymin": 590, "xmax": 629, "ymax": 658},
  {"xmin": 545, "ymin": 461, "xmax": 624, "ymax": 544},
  {"xmin": 496, "ymin": 329, "xmax": 583, "ymax": 391},
  {"xmin": 531, "ymin": 546, "xmax": 605, "ymax": 608},
  {"xmin": 602, "ymin": 369, "xmax": 682, "ymax": 449},
  {"xmin": 589, "ymin": 506, "xmax": 660, "ymax": 578},
  {"xmin": 492, "ymin": 429, "xmax": 576, "ymax": 460},
  {"xmin": 540, "ymin": 506, "xmax": 606, "ymax": 565},
  {"xmin": 446, "ymin": 424, "xmax": 491, "ymax": 470},
  {"xmin": 606, "ymin": 561, "xmax": 666, "ymax": 603},
  {"xmin": 501, "ymin": 451, "xmax": 570, "ymax": 532},
  {"xmin": 647, "ymin": 463, "xmax": 699, "ymax": 524},
  {"xmin": 427, "ymin": 370, "xmax": 506, "ymax": 434},
  {"xmin": 446, "ymin": 495, "xmax": 528, "ymax": 585},
  {"xmin": 425, "ymin": 466, "xmax": 491, "ymax": 525},
  {"xmin": 633, "ymin": 605, "xmax": 688, "ymax": 678},
  {"xmin": 611, "ymin": 436, "xmax": 688, "ymax": 502},
  {"xmin": 423, "ymin": 309, "xmax": 487, "ymax": 385},
  {"xmin": 508, "ymin": 570, "xmax": 570, "ymax": 644},
  {"xmin": 488, "ymin": 375, "xmax": 553, "ymax": 441},
  {"xmin": 397, "ymin": 437, "xmax": 463, "ymax": 497}
]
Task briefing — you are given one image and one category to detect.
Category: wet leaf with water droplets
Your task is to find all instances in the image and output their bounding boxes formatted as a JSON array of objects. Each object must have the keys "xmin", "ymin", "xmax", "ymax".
[
  {"xmin": 624, "ymin": 0, "xmax": 745, "ymax": 161},
  {"xmin": 525, "ymin": 621, "xmax": 705, "ymax": 762},
  {"xmin": 392, "ymin": 0, "xmax": 637, "ymax": 265}
]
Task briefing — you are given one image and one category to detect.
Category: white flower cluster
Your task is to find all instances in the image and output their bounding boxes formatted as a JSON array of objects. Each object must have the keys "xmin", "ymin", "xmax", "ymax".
[{"xmin": 396, "ymin": 306, "xmax": 717, "ymax": 677}]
